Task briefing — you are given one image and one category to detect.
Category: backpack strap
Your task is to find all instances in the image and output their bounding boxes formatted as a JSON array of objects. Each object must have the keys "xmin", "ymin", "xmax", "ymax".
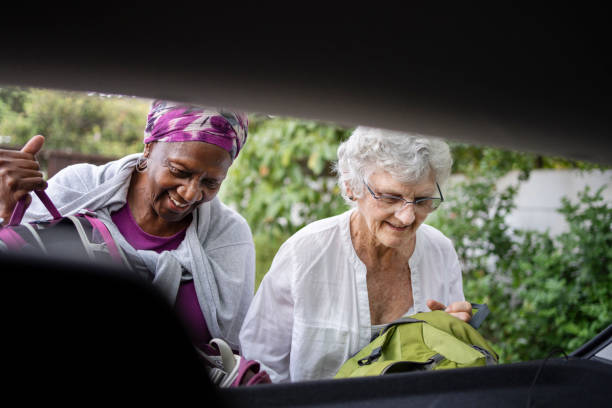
[
  {"xmin": 22, "ymin": 223, "xmax": 48, "ymax": 254},
  {"xmin": 8, "ymin": 190, "xmax": 62, "ymax": 226},
  {"xmin": 368, "ymin": 317, "xmax": 425, "ymax": 343},
  {"xmin": 374, "ymin": 303, "xmax": 490, "ymax": 340},
  {"xmin": 381, "ymin": 317, "xmax": 424, "ymax": 335},
  {"xmin": 0, "ymin": 226, "xmax": 28, "ymax": 249},
  {"xmin": 364, "ymin": 317, "xmax": 425, "ymax": 359},
  {"xmin": 81, "ymin": 212, "xmax": 122, "ymax": 263},
  {"xmin": 468, "ymin": 303, "xmax": 490, "ymax": 330},
  {"xmin": 78, "ymin": 210, "xmax": 134, "ymax": 271},
  {"xmin": 66, "ymin": 215, "xmax": 96, "ymax": 260}
]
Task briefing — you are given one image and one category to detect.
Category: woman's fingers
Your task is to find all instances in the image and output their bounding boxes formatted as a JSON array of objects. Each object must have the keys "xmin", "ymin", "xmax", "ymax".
[
  {"xmin": 426, "ymin": 299, "xmax": 447, "ymax": 311},
  {"xmin": 427, "ymin": 299, "xmax": 473, "ymax": 322},
  {"xmin": 0, "ymin": 150, "xmax": 42, "ymax": 164},
  {"xmin": 14, "ymin": 176, "xmax": 48, "ymax": 192},
  {"xmin": 446, "ymin": 301, "xmax": 472, "ymax": 322},
  {"xmin": 449, "ymin": 312, "xmax": 472, "ymax": 322},
  {"xmin": 0, "ymin": 135, "xmax": 46, "ymax": 222},
  {"xmin": 6, "ymin": 157, "xmax": 42, "ymax": 170},
  {"xmin": 446, "ymin": 301, "xmax": 472, "ymax": 314},
  {"xmin": 0, "ymin": 168, "xmax": 46, "ymax": 189},
  {"xmin": 20, "ymin": 135, "xmax": 45, "ymax": 155}
]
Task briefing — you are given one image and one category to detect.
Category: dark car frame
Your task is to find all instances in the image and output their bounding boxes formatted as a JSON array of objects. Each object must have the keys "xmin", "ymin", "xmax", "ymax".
[{"xmin": 2, "ymin": 6, "xmax": 611, "ymax": 407}]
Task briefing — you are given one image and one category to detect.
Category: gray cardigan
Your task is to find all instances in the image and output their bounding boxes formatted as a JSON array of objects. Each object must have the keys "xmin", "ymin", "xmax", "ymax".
[{"xmin": 25, "ymin": 153, "xmax": 255, "ymax": 350}]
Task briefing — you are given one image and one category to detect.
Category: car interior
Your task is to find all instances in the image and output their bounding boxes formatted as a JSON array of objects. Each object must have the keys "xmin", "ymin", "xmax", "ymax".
[{"xmin": 2, "ymin": 6, "xmax": 611, "ymax": 407}]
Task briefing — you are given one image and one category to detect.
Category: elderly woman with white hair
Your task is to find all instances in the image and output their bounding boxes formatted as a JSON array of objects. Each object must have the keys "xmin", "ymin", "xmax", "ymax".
[{"xmin": 239, "ymin": 126, "xmax": 472, "ymax": 383}]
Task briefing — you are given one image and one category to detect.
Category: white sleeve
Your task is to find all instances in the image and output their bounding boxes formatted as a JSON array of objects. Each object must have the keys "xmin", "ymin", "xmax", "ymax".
[
  {"xmin": 206, "ymin": 239, "xmax": 255, "ymax": 349},
  {"xmin": 447, "ymin": 243, "xmax": 465, "ymax": 303},
  {"xmin": 201, "ymin": 202, "xmax": 256, "ymax": 350},
  {"xmin": 239, "ymin": 241, "xmax": 295, "ymax": 383}
]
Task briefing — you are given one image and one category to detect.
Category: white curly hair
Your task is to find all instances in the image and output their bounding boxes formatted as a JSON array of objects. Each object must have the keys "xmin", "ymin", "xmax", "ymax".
[{"xmin": 335, "ymin": 126, "xmax": 453, "ymax": 204}]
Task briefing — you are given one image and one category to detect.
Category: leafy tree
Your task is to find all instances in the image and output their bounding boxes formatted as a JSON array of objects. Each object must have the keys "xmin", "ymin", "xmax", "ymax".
[
  {"xmin": 220, "ymin": 116, "xmax": 352, "ymax": 285},
  {"xmin": 0, "ymin": 87, "xmax": 28, "ymax": 113},
  {"xmin": 2, "ymin": 88, "xmax": 610, "ymax": 363},
  {"xmin": 0, "ymin": 87, "xmax": 150, "ymax": 157},
  {"xmin": 428, "ymin": 178, "xmax": 611, "ymax": 362}
]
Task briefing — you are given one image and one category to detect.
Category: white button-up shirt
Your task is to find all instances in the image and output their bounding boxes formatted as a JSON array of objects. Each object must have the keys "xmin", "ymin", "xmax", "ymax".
[{"xmin": 239, "ymin": 209, "xmax": 464, "ymax": 383}]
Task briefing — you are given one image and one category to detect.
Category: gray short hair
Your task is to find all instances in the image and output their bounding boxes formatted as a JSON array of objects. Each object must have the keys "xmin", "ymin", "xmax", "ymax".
[{"xmin": 335, "ymin": 126, "xmax": 453, "ymax": 203}]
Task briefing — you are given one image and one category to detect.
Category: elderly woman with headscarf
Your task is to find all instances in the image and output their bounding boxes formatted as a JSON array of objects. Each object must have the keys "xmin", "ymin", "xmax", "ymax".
[
  {"xmin": 0, "ymin": 100, "xmax": 253, "ymax": 352},
  {"xmin": 239, "ymin": 126, "xmax": 472, "ymax": 383}
]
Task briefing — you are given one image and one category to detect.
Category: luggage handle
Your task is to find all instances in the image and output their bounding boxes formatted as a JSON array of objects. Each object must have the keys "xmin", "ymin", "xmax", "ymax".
[
  {"xmin": 4, "ymin": 189, "xmax": 132, "ymax": 270},
  {"xmin": 469, "ymin": 303, "xmax": 490, "ymax": 330},
  {"xmin": 380, "ymin": 302, "xmax": 490, "ymax": 334},
  {"xmin": 8, "ymin": 190, "xmax": 62, "ymax": 226}
]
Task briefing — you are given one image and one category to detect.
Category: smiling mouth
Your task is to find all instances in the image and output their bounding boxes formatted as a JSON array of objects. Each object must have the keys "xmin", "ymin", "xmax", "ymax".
[
  {"xmin": 385, "ymin": 221, "xmax": 409, "ymax": 231},
  {"xmin": 168, "ymin": 194, "xmax": 189, "ymax": 209}
]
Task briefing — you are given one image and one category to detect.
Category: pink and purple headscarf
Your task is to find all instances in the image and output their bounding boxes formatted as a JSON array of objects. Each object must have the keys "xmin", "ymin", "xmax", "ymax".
[{"xmin": 143, "ymin": 100, "xmax": 248, "ymax": 161}]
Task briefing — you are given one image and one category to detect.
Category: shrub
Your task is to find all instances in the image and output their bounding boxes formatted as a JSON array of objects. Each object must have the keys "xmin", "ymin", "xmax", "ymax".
[{"xmin": 429, "ymin": 179, "xmax": 611, "ymax": 362}]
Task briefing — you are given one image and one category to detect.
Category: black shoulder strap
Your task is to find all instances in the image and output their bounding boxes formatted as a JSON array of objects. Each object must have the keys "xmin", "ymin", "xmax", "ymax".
[{"xmin": 469, "ymin": 303, "xmax": 490, "ymax": 330}]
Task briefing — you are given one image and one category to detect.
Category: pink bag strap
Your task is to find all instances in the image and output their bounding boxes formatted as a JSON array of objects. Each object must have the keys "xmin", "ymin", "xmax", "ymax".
[
  {"xmin": 82, "ymin": 213, "xmax": 122, "ymax": 263},
  {"xmin": 0, "ymin": 227, "xmax": 28, "ymax": 250},
  {"xmin": 231, "ymin": 358, "xmax": 272, "ymax": 387},
  {"xmin": 8, "ymin": 190, "xmax": 62, "ymax": 226}
]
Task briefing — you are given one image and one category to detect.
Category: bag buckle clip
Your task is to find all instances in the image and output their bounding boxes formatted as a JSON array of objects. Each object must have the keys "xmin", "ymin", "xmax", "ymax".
[{"xmin": 77, "ymin": 209, "xmax": 97, "ymax": 217}]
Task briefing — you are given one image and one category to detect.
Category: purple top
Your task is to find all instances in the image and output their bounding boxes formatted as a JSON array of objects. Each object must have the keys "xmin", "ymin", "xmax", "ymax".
[{"xmin": 111, "ymin": 203, "xmax": 212, "ymax": 350}]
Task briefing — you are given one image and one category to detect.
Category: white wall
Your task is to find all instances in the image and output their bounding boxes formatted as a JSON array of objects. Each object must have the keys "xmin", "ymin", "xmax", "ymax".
[{"xmin": 495, "ymin": 169, "xmax": 612, "ymax": 235}]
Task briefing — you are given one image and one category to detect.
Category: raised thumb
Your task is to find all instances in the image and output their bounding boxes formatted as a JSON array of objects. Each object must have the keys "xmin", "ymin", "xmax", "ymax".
[{"xmin": 20, "ymin": 135, "xmax": 45, "ymax": 155}]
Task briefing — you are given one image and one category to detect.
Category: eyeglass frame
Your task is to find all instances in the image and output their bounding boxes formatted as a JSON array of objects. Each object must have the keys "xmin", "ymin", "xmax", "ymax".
[{"xmin": 362, "ymin": 178, "xmax": 444, "ymax": 213}]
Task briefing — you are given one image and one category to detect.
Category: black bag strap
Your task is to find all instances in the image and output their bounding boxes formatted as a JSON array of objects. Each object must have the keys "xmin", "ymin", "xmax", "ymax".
[{"xmin": 468, "ymin": 303, "xmax": 490, "ymax": 329}]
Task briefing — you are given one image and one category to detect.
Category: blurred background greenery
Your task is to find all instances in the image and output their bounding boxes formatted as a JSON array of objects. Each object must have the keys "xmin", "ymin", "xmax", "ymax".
[{"xmin": 1, "ymin": 86, "xmax": 610, "ymax": 364}]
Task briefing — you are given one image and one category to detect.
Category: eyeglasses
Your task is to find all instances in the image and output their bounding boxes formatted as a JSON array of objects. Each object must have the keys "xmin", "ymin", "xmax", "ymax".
[{"xmin": 363, "ymin": 179, "xmax": 444, "ymax": 213}]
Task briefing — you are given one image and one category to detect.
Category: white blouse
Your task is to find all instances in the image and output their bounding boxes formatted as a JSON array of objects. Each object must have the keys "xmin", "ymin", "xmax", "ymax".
[{"xmin": 239, "ymin": 209, "xmax": 464, "ymax": 383}]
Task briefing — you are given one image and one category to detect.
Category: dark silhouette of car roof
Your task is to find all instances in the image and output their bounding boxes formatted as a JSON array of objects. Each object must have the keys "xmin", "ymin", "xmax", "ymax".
[{"xmin": 1, "ymin": 5, "xmax": 610, "ymax": 407}]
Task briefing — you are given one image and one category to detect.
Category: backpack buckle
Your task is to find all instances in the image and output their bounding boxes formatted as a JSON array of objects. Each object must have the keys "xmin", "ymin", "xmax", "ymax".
[
  {"xmin": 77, "ymin": 209, "xmax": 97, "ymax": 217},
  {"xmin": 358, "ymin": 346, "xmax": 382, "ymax": 366}
]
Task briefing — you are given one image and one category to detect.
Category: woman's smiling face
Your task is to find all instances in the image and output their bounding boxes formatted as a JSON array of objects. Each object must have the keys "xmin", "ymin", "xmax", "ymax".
[
  {"xmin": 352, "ymin": 169, "xmax": 437, "ymax": 249},
  {"xmin": 141, "ymin": 141, "xmax": 232, "ymax": 225}
]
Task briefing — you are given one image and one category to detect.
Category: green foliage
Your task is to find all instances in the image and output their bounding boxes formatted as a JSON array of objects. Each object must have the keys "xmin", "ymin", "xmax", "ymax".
[
  {"xmin": 2, "ymin": 87, "xmax": 610, "ymax": 364},
  {"xmin": 449, "ymin": 142, "xmax": 607, "ymax": 180},
  {"xmin": 0, "ymin": 87, "xmax": 150, "ymax": 157},
  {"xmin": 253, "ymin": 230, "xmax": 291, "ymax": 291},
  {"xmin": 220, "ymin": 116, "xmax": 353, "ymax": 289},
  {"xmin": 429, "ymin": 179, "xmax": 612, "ymax": 363},
  {"xmin": 0, "ymin": 87, "xmax": 29, "ymax": 113},
  {"xmin": 220, "ymin": 115, "xmax": 352, "ymax": 237}
]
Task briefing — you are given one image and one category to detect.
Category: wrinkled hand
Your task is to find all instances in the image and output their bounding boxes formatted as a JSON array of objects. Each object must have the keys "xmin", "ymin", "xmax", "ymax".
[
  {"xmin": 0, "ymin": 135, "xmax": 47, "ymax": 225},
  {"xmin": 427, "ymin": 299, "xmax": 472, "ymax": 323}
]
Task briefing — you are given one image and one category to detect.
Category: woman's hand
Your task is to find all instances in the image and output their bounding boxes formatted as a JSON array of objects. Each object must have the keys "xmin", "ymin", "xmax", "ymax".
[
  {"xmin": 0, "ymin": 135, "xmax": 47, "ymax": 225},
  {"xmin": 427, "ymin": 299, "xmax": 472, "ymax": 323}
]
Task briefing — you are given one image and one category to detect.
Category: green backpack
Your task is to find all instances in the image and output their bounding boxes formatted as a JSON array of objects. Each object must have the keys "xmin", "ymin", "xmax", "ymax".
[{"xmin": 335, "ymin": 304, "xmax": 498, "ymax": 378}]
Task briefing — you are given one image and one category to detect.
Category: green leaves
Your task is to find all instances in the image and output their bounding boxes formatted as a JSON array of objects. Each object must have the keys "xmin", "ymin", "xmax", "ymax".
[
  {"xmin": 2, "ymin": 88, "xmax": 610, "ymax": 361},
  {"xmin": 0, "ymin": 88, "xmax": 149, "ymax": 156},
  {"xmin": 431, "ymin": 178, "xmax": 612, "ymax": 363},
  {"xmin": 221, "ymin": 116, "xmax": 352, "ymax": 237},
  {"xmin": 220, "ymin": 117, "xmax": 352, "ymax": 289}
]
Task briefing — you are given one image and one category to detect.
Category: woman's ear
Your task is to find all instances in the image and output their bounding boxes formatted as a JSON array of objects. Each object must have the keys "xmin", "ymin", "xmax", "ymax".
[
  {"xmin": 143, "ymin": 142, "xmax": 152, "ymax": 158},
  {"xmin": 345, "ymin": 181, "xmax": 356, "ymax": 201}
]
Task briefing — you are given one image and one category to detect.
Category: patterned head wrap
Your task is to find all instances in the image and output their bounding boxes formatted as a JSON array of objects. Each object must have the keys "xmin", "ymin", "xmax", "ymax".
[{"xmin": 143, "ymin": 100, "xmax": 248, "ymax": 161}]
